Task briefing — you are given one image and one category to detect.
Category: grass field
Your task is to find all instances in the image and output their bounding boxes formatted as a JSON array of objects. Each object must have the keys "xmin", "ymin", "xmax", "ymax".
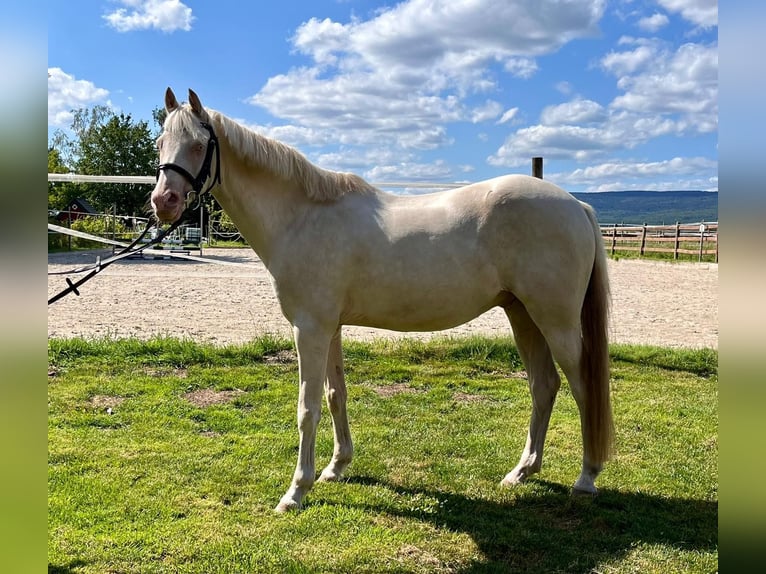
[{"xmin": 48, "ymin": 335, "xmax": 717, "ymax": 573}]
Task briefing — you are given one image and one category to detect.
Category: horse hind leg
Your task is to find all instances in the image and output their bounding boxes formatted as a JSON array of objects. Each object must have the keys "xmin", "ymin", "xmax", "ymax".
[
  {"xmin": 534, "ymin": 320, "xmax": 612, "ymax": 495},
  {"xmin": 318, "ymin": 327, "xmax": 353, "ymax": 482},
  {"xmin": 501, "ymin": 300, "xmax": 561, "ymax": 487}
]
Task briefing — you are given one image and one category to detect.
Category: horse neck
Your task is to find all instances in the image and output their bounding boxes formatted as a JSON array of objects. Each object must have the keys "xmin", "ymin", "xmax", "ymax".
[{"xmin": 213, "ymin": 139, "xmax": 309, "ymax": 267}]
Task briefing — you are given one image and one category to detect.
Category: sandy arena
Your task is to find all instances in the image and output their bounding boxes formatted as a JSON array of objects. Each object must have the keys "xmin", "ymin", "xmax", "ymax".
[{"xmin": 48, "ymin": 248, "xmax": 717, "ymax": 349}]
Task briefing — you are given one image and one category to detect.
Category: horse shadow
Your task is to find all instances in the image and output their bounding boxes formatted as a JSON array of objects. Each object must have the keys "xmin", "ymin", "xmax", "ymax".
[
  {"xmin": 48, "ymin": 559, "xmax": 87, "ymax": 573},
  {"xmin": 341, "ymin": 475, "xmax": 717, "ymax": 573}
]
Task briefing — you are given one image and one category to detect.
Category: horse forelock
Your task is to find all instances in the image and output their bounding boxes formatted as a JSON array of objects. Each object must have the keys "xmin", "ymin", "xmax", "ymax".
[
  {"xmin": 162, "ymin": 105, "xmax": 209, "ymax": 141},
  {"xmin": 205, "ymin": 109, "xmax": 376, "ymax": 202}
]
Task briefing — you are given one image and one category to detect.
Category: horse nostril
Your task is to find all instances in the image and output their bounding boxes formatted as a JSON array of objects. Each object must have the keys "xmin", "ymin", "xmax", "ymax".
[{"xmin": 165, "ymin": 191, "xmax": 180, "ymax": 206}]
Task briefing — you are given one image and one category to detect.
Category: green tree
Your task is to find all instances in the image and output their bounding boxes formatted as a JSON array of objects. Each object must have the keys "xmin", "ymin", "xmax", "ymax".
[
  {"xmin": 73, "ymin": 108, "xmax": 157, "ymax": 215},
  {"xmin": 48, "ymin": 146, "xmax": 78, "ymax": 211},
  {"xmin": 152, "ymin": 106, "xmax": 167, "ymax": 131}
]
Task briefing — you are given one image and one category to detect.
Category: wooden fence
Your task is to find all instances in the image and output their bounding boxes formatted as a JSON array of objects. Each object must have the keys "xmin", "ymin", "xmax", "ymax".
[{"xmin": 600, "ymin": 222, "xmax": 718, "ymax": 262}]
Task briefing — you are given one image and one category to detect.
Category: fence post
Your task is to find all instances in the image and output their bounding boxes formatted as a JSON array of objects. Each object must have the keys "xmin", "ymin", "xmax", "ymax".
[
  {"xmin": 67, "ymin": 210, "xmax": 72, "ymax": 251},
  {"xmin": 715, "ymin": 225, "xmax": 718, "ymax": 263},
  {"xmin": 611, "ymin": 224, "xmax": 617, "ymax": 256},
  {"xmin": 199, "ymin": 203, "xmax": 204, "ymax": 256},
  {"xmin": 532, "ymin": 157, "xmax": 543, "ymax": 179},
  {"xmin": 112, "ymin": 203, "xmax": 117, "ymax": 243},
  {"xmin": 698, "ymin": 223, "xmax": 705, "ymax": 262},
  {"xmin": 674, "ymin": 222, "xmax": 680, "ymax": 260},
  {"xmin": 640, "ymin": 223, "xmax": 647, "ymax": 257}
]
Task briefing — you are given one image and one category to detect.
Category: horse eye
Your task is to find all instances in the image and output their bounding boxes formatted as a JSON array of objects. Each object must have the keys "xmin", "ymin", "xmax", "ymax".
[{"xmin": 193, "ymin": 142, "xmax": 204, "ymax": 153}]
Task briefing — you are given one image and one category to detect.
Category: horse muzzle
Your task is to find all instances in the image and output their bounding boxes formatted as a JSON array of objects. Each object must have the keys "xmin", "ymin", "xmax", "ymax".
[{"xmin": 150, "ymin": 187, "xmax": 187, "ymax": 223}]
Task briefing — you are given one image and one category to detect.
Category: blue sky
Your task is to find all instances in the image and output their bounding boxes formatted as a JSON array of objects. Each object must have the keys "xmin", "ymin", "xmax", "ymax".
[{"xmin": 48, "ymin": 0, "xmax": 718, "ymax": 193}]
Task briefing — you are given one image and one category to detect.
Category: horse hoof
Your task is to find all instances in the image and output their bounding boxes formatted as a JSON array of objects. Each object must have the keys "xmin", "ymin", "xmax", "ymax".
[
  {"xmin": 317, "ymin": 468, "xmax": 342, "ymax": 482},
  {"xmin": 274, "ymin": 498, "xmax": 302, "ymax": 513},
  {"xmin": 317, "ymin": 472, "xmax": 337, "ymax": 483},
  {"xmin": 572, "ymin": 474, "xmax": 598, "ymax": 496},
  {"xmin": 571, "ymin": 485, "xmax": 598, "ymax": 497},
  {"xmin": 500, "ymin": 469, "xmax": 527, "ymax": 487}
]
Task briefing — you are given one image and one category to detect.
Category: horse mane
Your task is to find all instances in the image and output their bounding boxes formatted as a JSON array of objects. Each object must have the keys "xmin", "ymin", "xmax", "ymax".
[{"xmin": 166, "ymin": 105, "xmax": 376, "ymax": 202}]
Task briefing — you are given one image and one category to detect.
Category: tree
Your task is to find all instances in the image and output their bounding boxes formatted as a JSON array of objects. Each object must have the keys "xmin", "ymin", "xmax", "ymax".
[
  {"xmin": 48, "ymin": 147, "xmax": 78, "ymax": 211},
  {"xmin": 152, "ymin": 106, "xmax": 167, "ymax": 131},
  {"xmin": 48, "ymin": 106, "xmax": 158, "ymax": 216},
  {"xmin": 75, "ymin": 110, "xmax": 157, "ymax": 215}
]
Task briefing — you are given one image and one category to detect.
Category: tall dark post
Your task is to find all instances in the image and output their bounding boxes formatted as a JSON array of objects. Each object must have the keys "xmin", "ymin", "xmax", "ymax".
[{"xmin": 532, "ymin": 157, "xmax": 543, "ymax": 179}]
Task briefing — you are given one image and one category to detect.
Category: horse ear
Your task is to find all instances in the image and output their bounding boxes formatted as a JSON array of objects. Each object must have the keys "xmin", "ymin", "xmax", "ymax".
[
  {"xmin": 165, "ymin": 87, "xmax": 179, "ymax": 112},
  {"xmin": 188, "ymin": 89, "xmax": 205, "ymax": 117}
]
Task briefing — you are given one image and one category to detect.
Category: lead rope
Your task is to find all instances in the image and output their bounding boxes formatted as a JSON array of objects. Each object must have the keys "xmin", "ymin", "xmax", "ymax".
[
  {"xmin": 49, "ymin": 120, "xmax": 222, "ymax": 305},
  {"xmin": 48, "ymin": 217, "xmax": 184, "ymax": 305}
]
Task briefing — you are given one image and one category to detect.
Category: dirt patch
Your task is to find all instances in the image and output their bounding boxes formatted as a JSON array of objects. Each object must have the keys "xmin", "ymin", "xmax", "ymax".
[
  {"xmin": 371, "ymin": 382, "xmax": 423, "ymax": 398},
  {"xmin": 452, "ymin": 391, "xmax": 487, "ymax": 403},
  {"xmin": 143, "ymin": 366, "xmax": 189, "ymax": 378},
  {"xmin": 263, "ymin": 350, "xmax": 297, "ymax": 364},
  {"xmin": 396, "ymin": 544, "xmax": 443, "ymax": 569},
  {"xmin": 183, "ymin": 388, "xmax": 244, "ymax": 407},
  {"xmin": 89, "ymin": 395, "xmax": 125, "ymax": 410}
]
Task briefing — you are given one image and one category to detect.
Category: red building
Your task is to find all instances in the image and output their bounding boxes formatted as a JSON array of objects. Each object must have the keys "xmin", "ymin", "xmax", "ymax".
[{"xmin": 55, "ymin": 198, "xmax": 97, "ymax": 222}]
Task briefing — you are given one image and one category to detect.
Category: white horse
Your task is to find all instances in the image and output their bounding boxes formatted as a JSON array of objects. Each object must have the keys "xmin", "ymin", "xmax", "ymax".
[{"xmin": 151, "ymin": 88, "xmax": 614, "ymax": 512}]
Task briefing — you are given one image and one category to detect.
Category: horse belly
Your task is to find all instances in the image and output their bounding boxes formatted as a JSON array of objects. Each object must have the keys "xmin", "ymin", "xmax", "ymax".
[{"xmin": 342, "ymin": 265, "xmax": 505, "ymax": 332}]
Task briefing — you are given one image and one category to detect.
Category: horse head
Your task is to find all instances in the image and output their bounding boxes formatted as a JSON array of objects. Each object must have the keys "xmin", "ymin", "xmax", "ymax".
[{"xmin": 151, "ymin": 88, "xmax": 220, "ymax": 223}]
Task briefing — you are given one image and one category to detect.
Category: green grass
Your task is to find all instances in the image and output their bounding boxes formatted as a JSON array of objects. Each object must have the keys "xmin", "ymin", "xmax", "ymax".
[{"xmin": 48, "ymin": 335, "xmax": 717, "ymax": 573}]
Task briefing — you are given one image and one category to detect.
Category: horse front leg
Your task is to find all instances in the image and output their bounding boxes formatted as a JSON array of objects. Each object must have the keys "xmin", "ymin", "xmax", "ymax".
[
  {"xmin": 275, "ymin": 322, "xmax": 333, "ymax": 513},
  {"xmin": 317, "ymin": 327, "xmax": 353, "ymax": 482}
]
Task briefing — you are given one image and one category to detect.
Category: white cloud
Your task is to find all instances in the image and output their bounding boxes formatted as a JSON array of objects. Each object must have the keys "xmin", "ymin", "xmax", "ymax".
[
  {"xmin": 488, "ymin": 38, "xmax": 717, "ymax": 168},
  {"xmin": 339, "ymin": 0, "xmax": 605, "ymax": 69},
  {"xmin": 316, "ymin": 147, "xmax": 418, "ymax": 173},
  {"xmin": 601, "ymin": 43, "xmax": 657, "ymax": 75},
  {"xmin": 609, "ymin": 42, "xmax": 717, "ymax": 126},
  {"xmin": 250, "ymin": 67, "xmax": 460, "ymax": 150},
  {"xmin": 638, "ymin": 12, "xmax": 669, "ymax": 32},
  {"xmin": 503, "ymin": 58, "xmax": 539, "ymax": 79},
  {"xmin": 497, "ymin": 107, "xmax": 520, "ymax": 125},
  {"xmin": 656, "ymin": 0, "xmax": 717, "ymax": 28},
  {"xmin": 489, "ymin": 123, "xmax": 627, "ymax": 167},
  {"xmin": 566, "ymin": 156, "xmax": 716, "ymax": 181},
  {"xmin": 103, "ymin": 0, "xmax": 194, "ymax": 33},
  {"xmin": 292, "ymin": 17, "xmax": 351, "ymax": 65},
  {"xmin": 471, "ymin": 101, "xmax": 504, "ymax": 124},
  {"xmin": 366, "ymin": 159, "xmax": 454, "ymax": 183},
  {"xmin": 555, "ymin": 81, "xmax": 574, "ymax": 95},
  {"xmin": 240, "ymin": 0, "xmax": 714, "ymax": 191},
  {"xmin": 241, "ymin": 122, "xmax": 335, "ymax": 148},
  {"xmin": 549, "ymin": 157, "xmax": 718, "ymax": 191},
  {"xmin": 47, "ymin": 68, "xmax": 110, "ymax": 127},
  {"xmin": 250, "ymin": 0, "xmax": 606, "ymax": 150},
  {"xmin": 540, "ymin": 100, "xmax": 607, "ymax": 126}
]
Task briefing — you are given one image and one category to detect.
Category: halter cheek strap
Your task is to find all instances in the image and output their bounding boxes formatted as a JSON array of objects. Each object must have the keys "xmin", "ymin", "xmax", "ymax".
[{"xmin": 156, "ymin": 121, "xmax": 222, "ymax": 202}]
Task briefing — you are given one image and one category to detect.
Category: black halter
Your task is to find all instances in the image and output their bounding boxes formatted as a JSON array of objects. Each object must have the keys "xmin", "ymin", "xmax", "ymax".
[{"xmin": 156, "ymin": 121, "xmax": 222, "ymax": 206}]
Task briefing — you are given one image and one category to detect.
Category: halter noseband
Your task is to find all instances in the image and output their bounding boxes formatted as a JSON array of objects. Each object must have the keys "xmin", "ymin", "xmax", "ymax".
[{"xmin": 156, "ymin": 121, "xmax": 222, "ymax": 205}]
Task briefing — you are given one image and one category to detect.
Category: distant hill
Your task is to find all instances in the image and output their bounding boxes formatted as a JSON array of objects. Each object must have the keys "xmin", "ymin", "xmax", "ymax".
[{"xmin": 573, "ymin": 191, "xmax": 718, "ymax": 225}]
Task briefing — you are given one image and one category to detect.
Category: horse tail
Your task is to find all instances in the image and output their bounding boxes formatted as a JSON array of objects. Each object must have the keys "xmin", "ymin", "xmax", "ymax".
[{"xmin": 580, "ymin": 202, "xmax": 614, "ymax": 465}]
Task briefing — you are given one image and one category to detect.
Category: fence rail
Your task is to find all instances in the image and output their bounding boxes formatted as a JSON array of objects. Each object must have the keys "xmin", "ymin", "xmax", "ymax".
[
  {"xmin": 49, "ymin": 172, "xmax": 719, "ymax": 262},
  {"xmin": 600, "ymin": 222, "xmax": 718, "ymax": 262}
]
